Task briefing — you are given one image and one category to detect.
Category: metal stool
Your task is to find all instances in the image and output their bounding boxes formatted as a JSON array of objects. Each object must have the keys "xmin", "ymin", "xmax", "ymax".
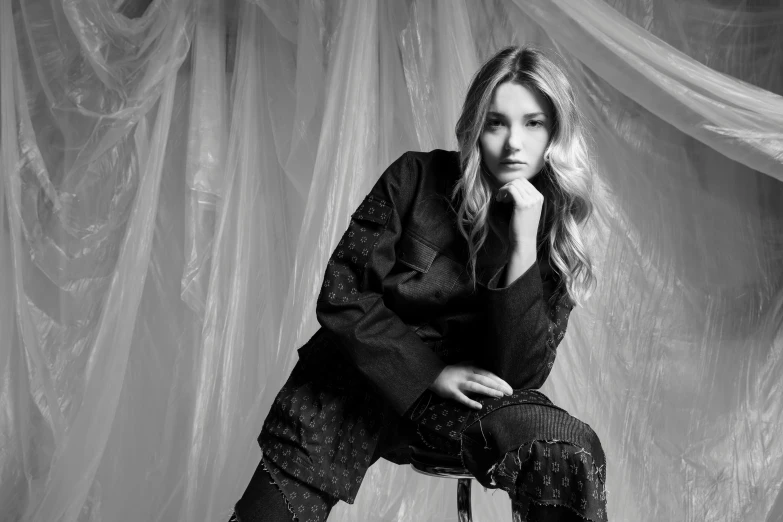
[{"xmin": 408, "ymin": 444, "xmax": 526, "ymax": 522}]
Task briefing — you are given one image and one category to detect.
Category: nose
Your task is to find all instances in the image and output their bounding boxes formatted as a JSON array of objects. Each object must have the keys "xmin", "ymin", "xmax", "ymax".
[{"xmin": 505, "ymin": 125, "xmax": 523, "ymax": 152}]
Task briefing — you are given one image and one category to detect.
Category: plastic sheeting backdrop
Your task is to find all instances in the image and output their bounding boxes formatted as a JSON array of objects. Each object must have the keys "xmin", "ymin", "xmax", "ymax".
[{"xmin": 1, "ymin": 0, "xmax": 782, "ymax": 520}]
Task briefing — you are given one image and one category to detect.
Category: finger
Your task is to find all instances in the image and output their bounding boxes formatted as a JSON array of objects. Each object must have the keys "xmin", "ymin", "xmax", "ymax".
[
  {"xmin": 510, "ymin": 179, "xmax": 543, "ymax": 203},
  {"xmin": 509, "ymin": 178, "xmax": 543, "ymax": 201},
  {"xmin": 468, "ymin": 374, "xmax": 510, "ymax": 396},
  {"xmin": 463, "ymin": 380, "xmax": 505, "ymax": 398},
  {"xmin": 503, "ymin": 183, "xmax": 528, "ymax": 209},
  {"xmin": 510, "ymin": 184, "xmax": 544, "ymax": 213},
  {"xmin": 495, "ymin": 183, "xmax": 525, "ymax": 203},
  {"xmin": 470, "ymin": 368, "xmax": 514, "ymax": 395},
  {"xmin": 494, "ymin": 184, "xmax": 517, "ymax": 205},
  {"xmin": 470, "ymin": 366, "xmax": 514, "ymax": 393},
  {"xmin": 453, "ymin": 391, "xmax": 483, "ymax": 410}
]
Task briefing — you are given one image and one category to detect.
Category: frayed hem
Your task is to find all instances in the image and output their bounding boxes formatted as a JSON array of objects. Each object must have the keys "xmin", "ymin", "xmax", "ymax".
[
  {"xmin": 504, "ymin": 439, "xmax": 607, "ymax": 487},
  {"xmin": 514, "ymin": 495, "xmax": 603, "ymax": 522},
  {"xmin": 488, "ymin": 439, "xmax": 608, "ymax": 521},
  {"xmin": 255, "ymin": 457, "xmax": 299, "ymax": 522}
]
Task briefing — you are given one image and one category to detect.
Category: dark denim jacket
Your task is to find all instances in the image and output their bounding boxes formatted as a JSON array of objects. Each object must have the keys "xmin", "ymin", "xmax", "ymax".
[
  {"xmin": 306, "ymin": 149, "xmax": 573, "ymax": 418},
  {"xmin": 260, "ymin": 149, "xmax": 576, "ymax": 504}
]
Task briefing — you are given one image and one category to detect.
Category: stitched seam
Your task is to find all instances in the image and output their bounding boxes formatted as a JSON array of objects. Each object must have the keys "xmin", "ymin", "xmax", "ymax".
[
  {"xmin": 318, "ymin": 196, "xmax": 392, "ymax": 305},
  {"xmin": 514, "ymin": 440, "xmax": 607, "ymax": 487},
  {"xmin": 357, "ymin": 223, "xmax": 387, "ymax": 295},
  {"xmin": 403, "ymin": 227, "xmax": 439, "ymax": 251},
  {"xmin": 517, "ymin": 496, "xmax": 602, "ymax": 522},
  {"xmin": 415, "ymin": 424, "xmax": 445, "ymax": 450},
  {"xmin": 405, "ymin": 227, "xmax": 467, "ymax": 267},
  {"xmin": 397, "ymin": 230, "xmax": 437, "ymax": 272},
  {"xmin": 461, "ymin": 401, "xmax": 570, "ymax": 441},
  {"xmin": 397, "ymin": 256, "xmax": 431, "ymax": 273},
  {"xmin": 504, "ymin": 440, "xmax": 608, "ymax": 521},
  {"xmin": 458, "ymin": 430, "xmax": 470, "ymax": 470},
  {"xmin": 351, "ymin": 195, "xmax": 391, "ymax": 225},
  {"xmin": 408, "ymin": 391, "xmax": 433, "ymax": 421}
]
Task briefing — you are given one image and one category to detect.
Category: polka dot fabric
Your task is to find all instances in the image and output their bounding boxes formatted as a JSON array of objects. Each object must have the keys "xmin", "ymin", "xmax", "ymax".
[
  {"xmin": 257, "ymin": 456, "xmax": 336, "ymax": 522},
  {"xmin": 258, "ymin": 378, "xmax": 383, "ymax": 504},
  {"xmin": 318, "ymin": 194, "xmax": 390, "ymax": 304}
]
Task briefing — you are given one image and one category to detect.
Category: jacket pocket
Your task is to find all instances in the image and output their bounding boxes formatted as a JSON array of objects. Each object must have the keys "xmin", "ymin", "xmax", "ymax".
[
  {"xmin": 395, "ymin": 230, "xmax": 466, "ymax": 298},
  {"xmin": 397, "ymin": 230, "xmax": 437, "ymax": 273},
  {"xmin": 351, "ymin": 194, "xmax": 391, "ymax": 226}
]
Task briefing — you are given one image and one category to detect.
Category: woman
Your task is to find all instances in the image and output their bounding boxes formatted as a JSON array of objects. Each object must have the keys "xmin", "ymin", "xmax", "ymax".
[{"xmin": 230, "ymin": 45, "xmax": 607, "ymax": 521}]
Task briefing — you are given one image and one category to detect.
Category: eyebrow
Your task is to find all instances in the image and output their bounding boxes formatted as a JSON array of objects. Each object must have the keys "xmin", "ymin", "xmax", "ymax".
[{"xmin": 486, "ymin": 111, "xmax": 547, "ymax": 119}]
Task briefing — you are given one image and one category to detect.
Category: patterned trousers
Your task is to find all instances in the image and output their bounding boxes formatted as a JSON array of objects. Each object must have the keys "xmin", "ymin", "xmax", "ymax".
[{"xmin": 235, "ymin": 395, "xmax": 607, "ymax": 522}]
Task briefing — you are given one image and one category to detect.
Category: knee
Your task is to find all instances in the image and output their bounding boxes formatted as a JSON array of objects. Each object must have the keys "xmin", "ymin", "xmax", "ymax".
[{"xmin": 580, "ymin": 421, "xmax": 601, "ymax": 446}]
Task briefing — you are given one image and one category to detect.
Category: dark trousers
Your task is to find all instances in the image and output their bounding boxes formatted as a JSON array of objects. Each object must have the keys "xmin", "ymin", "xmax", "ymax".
[
  {"xmin": 231, "ymin": 457, "xmax": 586, "ymax": 522},
  {"xmin": 232, "ymin": 460, "xmax": 295, "ymax": 522},
  {"xmin": 232, "ymin": 402, "xmax": 604, "ymax": 522}
]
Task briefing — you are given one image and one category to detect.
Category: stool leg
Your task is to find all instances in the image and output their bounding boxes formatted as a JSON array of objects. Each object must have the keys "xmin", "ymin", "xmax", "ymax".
[
  {"xmin": 511, "ymin": 502, "xmax": 524, "ymax": 522},
  {"xmin": 511, "ymin": 498, "xmax": 530, "ymax": 522},
  {"xmin": 457, "ymin": 478, "xmax": 472, "ymax": 522}
]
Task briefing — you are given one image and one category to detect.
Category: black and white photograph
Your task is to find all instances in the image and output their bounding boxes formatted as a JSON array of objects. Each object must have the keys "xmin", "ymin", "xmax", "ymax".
[{"xmin": 1, "ymin": 1, "xmax": 782, "ymax": 521}]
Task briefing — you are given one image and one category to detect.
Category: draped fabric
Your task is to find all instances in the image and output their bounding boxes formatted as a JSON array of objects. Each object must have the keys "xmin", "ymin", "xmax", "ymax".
[{"xmin": 1, "ymin": 0, "xmax": 781, "ymax": 520}]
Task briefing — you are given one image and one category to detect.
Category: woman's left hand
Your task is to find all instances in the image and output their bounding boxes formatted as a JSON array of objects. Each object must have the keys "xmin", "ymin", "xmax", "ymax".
[{"xmin": 495, "ymin": 177, "xmax": 544, "ymax": 250}]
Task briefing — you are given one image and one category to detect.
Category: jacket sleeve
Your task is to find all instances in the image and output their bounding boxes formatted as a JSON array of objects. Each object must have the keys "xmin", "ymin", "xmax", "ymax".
[
  {"xmin": 315, "ymin": 152, "xmax": 447, "ymax": 417},
  {"xmin": 475, "ymin": 258, "xmax": 575, "ymax": 390}
]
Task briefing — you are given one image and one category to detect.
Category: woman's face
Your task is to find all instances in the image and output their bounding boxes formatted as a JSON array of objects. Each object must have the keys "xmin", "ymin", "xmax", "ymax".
[{"xmin": 479, "ymin": 81, "xmax": 553, "ymax": 188}]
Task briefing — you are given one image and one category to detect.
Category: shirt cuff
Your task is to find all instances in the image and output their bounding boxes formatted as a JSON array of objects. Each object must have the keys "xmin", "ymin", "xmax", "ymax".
[
  {"xmin": 483, "ymin": 259, "xmax": 541, "ymax": 293},
  {"xmin": 393, "ymin": 356, "xmax": 447, "ymax": 418},
  {"xmin": 477, "ymin": 259, "xmax": 546, "ymax": 333}
]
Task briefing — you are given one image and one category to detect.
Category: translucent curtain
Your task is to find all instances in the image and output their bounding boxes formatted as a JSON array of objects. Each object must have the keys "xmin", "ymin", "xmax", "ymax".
[
  {"xmin": 514, "ymin": 0, "xmax": 783, "ymax": 182},
  {"xmin": 181, "ymin": 0, "xmax": 302, "ymax": 519},
  {"xmin": 3, "ymin": 0, "xmax": 193, "ymax": 521},
  {"xmin": 501, "ymin": 1, "xmax": 783, "ymax": 519},
  {"xmin": 2, "ymin": 0, "xmax": 782, "ymax": 521}
]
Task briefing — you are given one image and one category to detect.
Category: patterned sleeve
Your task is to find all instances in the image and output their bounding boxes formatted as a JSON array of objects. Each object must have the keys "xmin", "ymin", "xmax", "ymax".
[{"xmin": 315, "ymin": 152, "xmax": 447, "ymax": 417}]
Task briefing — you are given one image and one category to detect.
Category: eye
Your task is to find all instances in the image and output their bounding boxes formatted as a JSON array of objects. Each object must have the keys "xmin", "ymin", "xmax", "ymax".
[
  {"xmin": 527, "ymin": 120, "xmax": 545, "ymax": 128},
  {"xmin": 484, "ymin": 119, "xmax": 505, "ymax": 129}
]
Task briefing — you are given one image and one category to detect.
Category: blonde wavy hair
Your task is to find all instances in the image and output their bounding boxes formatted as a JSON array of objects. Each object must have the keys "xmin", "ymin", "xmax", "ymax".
[{"xmin": 452, "ymin": 45, "xmax": 596, "ymax": 306}]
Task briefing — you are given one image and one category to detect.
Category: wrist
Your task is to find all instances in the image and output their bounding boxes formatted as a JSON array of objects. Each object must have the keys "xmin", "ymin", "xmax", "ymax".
[
  {"xmin": 502, "ymin": 250, "xmax": 537, "ymax": 287},
  {"xmin": 509, "ymin": 239, "xmax": 536, "ymax": 264}
]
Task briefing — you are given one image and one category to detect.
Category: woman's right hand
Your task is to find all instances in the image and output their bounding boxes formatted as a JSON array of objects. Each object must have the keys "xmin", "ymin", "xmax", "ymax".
[{"xmin": 428, "ymin": 362, "xmax": 515, "ymax": 410}]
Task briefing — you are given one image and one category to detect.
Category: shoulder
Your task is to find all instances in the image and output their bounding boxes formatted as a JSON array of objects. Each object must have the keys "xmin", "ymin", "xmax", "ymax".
[
  {"xmin": 387, "ymin": 149, "xmax": 461, "ymax": 197},
  {"xmin": 370, "ymin": 150, "xmax": 461, "ymax": 216},
  {"xmin": 403, "ymin": 149, "xmax": 460, "ymax": 177}
]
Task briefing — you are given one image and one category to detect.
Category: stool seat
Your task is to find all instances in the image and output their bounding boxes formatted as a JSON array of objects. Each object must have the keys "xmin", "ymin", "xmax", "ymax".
[
  {"xmin": 408, "ymin": 444, "xmax": 472, "ymax": 478},
  {"xmin": 409, "ymin": 444, "xmax": 473, "ymax": 522},
  {"xmin": 408, "ymin": 443, "xmax": 525, "ymax": 522}
]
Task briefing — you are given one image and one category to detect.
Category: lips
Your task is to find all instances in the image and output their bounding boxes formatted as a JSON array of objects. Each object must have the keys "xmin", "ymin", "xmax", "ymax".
[{"xmin": 500, "ymin": 160, "xmax": 526, "ymax": 166}]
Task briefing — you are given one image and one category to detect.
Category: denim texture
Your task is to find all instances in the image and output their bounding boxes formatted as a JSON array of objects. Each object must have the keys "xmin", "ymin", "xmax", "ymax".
[{"xmin": 256, "ymin": 150, "xmax": 598, "ymax": 516}]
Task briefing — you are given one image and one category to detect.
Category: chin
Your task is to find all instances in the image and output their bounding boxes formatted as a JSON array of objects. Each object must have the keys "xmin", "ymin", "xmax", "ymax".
[{"xmin": 494, "ymin": 169, "xmax": 529, "ymax": 183}]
